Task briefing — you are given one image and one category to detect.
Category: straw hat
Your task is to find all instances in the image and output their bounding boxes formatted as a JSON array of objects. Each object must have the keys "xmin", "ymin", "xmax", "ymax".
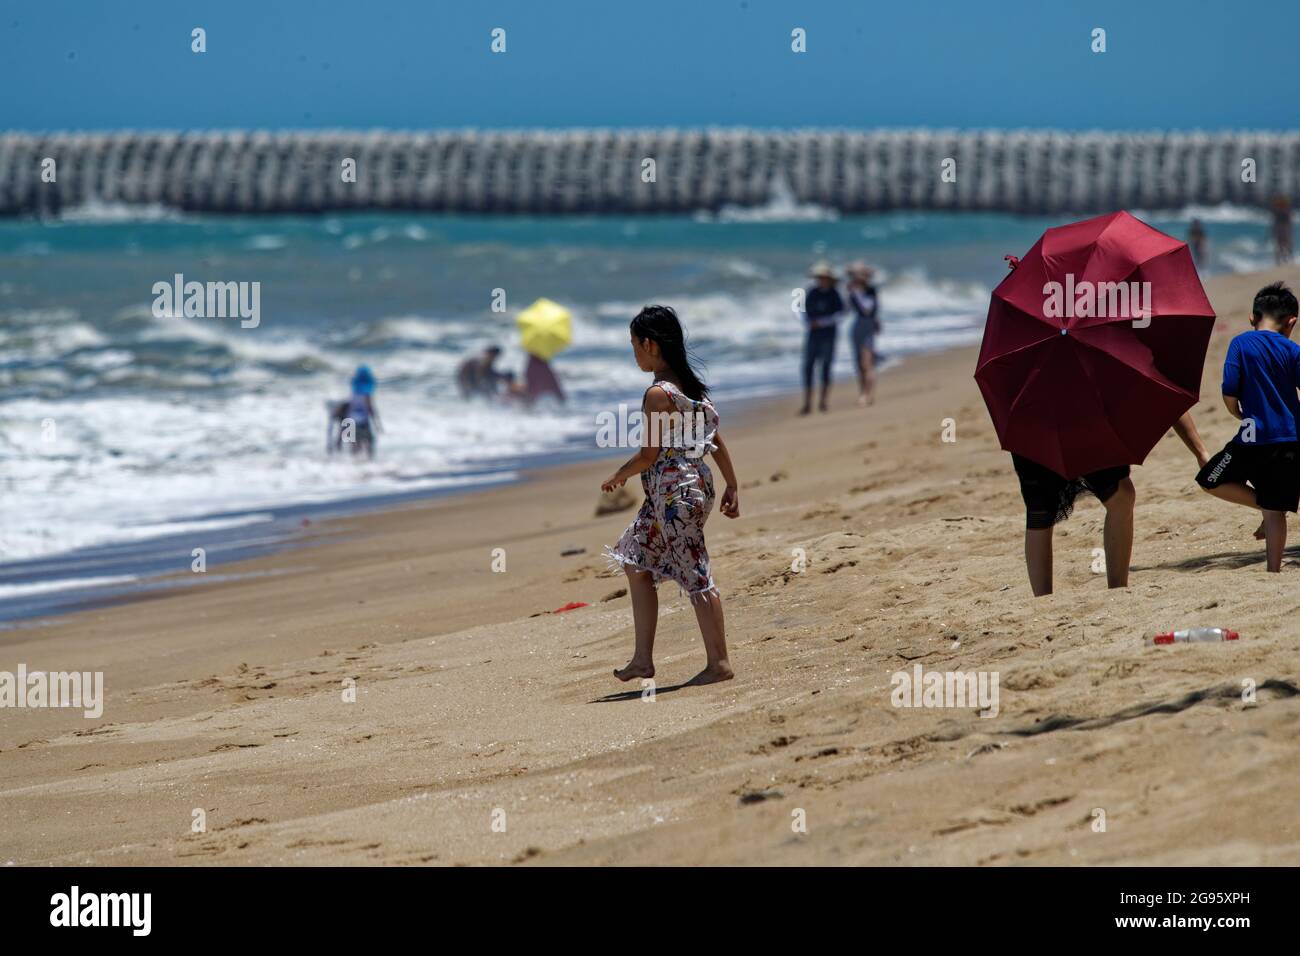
[
  {"xmin": 808, "ymin": 261, "xmax": 838, "ymax": 279},
  {"xmin": 847, "ymin": 261, "xmax": 875, "ymax": 280}
]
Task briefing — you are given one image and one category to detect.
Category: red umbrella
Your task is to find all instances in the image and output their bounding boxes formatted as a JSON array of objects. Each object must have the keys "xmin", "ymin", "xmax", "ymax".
[{"xmin": 975, "ymin": 211, "xmax": 1215, "ymax": 479}]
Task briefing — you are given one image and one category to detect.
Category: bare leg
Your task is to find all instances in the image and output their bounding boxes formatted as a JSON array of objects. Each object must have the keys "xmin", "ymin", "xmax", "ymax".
[
  {"xmin": 614, "ymin": 568, "xmax": 658, "ymax": 681},
  {"xmin": 860, "ymin": 349, "xmax": 876, "ymax": 405},
  {"xmin": 1202, "ymin": 482, "xmax": 1268, "ymax": 538},
  {"xmin": 1205, "ymin": 481, "xmax": 1261, "ymax": 510},
  {"xmin": 799, "ymin": 340, "xmax": 814, "ymax": 415},
  {"xmin": 686, "ymin": 590, "xmax": 733, "ymax": 685},
  {"xmin": 1024, "ymin": 527, "xmax": 1053, "ymax": 596},
  {"xmin": 1101, "ymin": 478, "xmax": 1135, "ymax": 588},
  {"xmin": 1262, "ymin": 509, "xmax": 1287, "ymax": 572}
]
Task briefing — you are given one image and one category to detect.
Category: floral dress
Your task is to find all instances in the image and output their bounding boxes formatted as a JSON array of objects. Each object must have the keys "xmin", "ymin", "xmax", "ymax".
[{"xmin": 605, "ymin": 380, "xmax": 720, "ymax": 602}]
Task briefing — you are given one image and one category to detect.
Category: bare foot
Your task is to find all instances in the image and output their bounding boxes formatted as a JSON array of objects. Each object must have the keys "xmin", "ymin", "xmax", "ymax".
[
  {"xmin": 797, "ymin": 404, "xmax": 811, "ymax": 416},
  {"xmin": 1254, "ymin": 520, "xmax": 1266, "ymax": 541},
  {"xmin": 818, "ymin": 401, "xmax": 829, "ymax": 413},
  {"xmin": 614, "ymin": 660, "xmax": 654, "ymax": 682},
  {"xmin": 686, "ymin": 661, "xmax": 734, "ymax": 686},
  {"xmin": 855, "ymin": 394, "xmax": 868, "ymax": 408}
]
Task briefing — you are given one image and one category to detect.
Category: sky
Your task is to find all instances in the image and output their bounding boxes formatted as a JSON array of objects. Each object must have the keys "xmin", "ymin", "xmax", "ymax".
[{"xmin": 5, "ymin": 0, "xmax": 1296, "ymax": 132}]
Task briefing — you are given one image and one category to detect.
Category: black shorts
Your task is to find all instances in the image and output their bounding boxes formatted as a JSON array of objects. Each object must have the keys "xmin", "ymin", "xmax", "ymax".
[
  {"xmin": 1196, "ymin": 441, "xmax": 1300, "ymax": 512},
  {"xmin": 1012, "ymin": 454, "xmax": 1131, "ymax": 529}
]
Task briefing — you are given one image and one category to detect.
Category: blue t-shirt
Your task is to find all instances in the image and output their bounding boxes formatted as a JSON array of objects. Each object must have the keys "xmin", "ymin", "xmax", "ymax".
[{"xmin": 1222, "ymin": 329, "xmax": 1300, "ymax": 444}]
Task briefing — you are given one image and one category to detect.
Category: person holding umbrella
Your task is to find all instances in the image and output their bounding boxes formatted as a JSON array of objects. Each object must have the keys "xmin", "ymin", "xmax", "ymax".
[
  {"xmin": 515, "ymin": 297, "xmax": 571, "ymax": 407},
  {"xmin": 976, "ymin": 212, "xmax": 1215, "ymax": 596},
  {"xmin": 1010, "ymin": 412, "xmax": 1206, "ymax": 595}
]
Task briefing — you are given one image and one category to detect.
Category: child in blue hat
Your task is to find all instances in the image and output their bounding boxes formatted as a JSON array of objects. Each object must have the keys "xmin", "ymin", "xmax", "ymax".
[{"xmin": 339, "ymin": 365, "xmax": 380, "ymax": 459}]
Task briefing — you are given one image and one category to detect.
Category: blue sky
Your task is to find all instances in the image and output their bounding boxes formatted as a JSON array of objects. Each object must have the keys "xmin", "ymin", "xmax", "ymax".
[{"xmin": 6, "ymin": 0, "xmax": 1295, "ymax": 131}]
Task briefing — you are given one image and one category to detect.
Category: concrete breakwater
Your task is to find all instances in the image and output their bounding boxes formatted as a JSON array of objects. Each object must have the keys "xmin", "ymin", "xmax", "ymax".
[{"xmin": 3, "ymin": 129, "xmax": 1298, "ymax": 217}]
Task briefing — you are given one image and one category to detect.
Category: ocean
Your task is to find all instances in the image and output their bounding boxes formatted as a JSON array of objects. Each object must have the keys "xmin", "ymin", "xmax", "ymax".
[{"xmin": 0, "ymin": 199, "xmax": 1282, "ymax": 619}]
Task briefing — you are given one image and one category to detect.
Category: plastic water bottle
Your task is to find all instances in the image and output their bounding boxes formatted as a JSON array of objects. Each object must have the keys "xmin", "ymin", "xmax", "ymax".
[{"xmin": 1146, "ymin": 627, "xmax": 1240, "ymax": 646}]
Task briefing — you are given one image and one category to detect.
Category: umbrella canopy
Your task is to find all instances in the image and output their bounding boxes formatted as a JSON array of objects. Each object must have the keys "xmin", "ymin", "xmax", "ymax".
[
  {"xmin": 975, "ymin": 211, "xmax": 1215, "ymax": 479},
  {"xmin": 516, "ymin": 298, "xmax": 573, "ymax": 361}
]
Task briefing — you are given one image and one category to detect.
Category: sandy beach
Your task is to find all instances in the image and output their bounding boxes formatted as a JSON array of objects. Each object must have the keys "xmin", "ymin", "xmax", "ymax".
[{"xmin": 3, "ymin": 265, "xmax": 1300, "ymax": 867}]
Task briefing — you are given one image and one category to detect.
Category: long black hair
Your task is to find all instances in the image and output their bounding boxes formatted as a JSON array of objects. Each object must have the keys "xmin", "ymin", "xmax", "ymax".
[{"xmin": 630, "ymin": 305, "xmax": 710, "ymax": 402}]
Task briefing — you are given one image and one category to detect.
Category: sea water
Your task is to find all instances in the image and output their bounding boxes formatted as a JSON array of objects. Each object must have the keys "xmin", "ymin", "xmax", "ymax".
[{"xmin": 0, "ymin": 204, "xmax": 1280, "ymax": 591}]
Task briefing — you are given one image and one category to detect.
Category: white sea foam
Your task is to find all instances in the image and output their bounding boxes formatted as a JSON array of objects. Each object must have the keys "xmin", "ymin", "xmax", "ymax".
[
  {"xmin": 1132, "ymin": 203, "xmax": 1271, "ymax": 225},
  {"xmin": 57, "ymin": 199, "xmax": 185, "ymax": 223},
  {"xmin": 245, "ymin": 234, "xmax": 288, "ymax": 250},
  {"xmin": 0, "ymin": 575, "xmax": 139, "ymax": 599},
  {"xmin": 695, "ymin": 175, "xmax": 839, "ymax": 223}
]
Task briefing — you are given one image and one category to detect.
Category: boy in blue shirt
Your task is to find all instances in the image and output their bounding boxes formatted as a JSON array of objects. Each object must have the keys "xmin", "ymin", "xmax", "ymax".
[{"xmin": 1196, "ymin": 282, "xmax": 1300, "ymax": 571}]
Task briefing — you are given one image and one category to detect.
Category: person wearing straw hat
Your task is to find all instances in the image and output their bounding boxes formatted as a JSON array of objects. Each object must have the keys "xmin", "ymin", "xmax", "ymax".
[
  {"xmin": 846, "ymin": 262, "xmax": 881, "ymax": 407},
  {"xmin": 800, "ymin": 261, "xmax": 844, "ymax": 415}
]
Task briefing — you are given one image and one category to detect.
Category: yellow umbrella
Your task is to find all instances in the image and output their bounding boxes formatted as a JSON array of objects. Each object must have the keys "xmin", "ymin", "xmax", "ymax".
[{"xmin": 516, "ymin": 298, "xmax": 572, "ymax": 361}]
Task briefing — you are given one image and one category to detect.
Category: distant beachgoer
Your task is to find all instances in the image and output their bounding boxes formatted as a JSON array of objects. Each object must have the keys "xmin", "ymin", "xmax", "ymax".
[
  {"xmin": 846, "ymin": 262, "xmax": 881, "ymax": 407},
  {"xmin": 339, "ymin": 365, "xmax": 380, "ymax": 459},
  {"xmin": 1187, "ymin": 218, "xmax": 1207, "ymax": 267},
  {"xmin": 800, "ymin": 261, "xmax": 844, "ymax": 415},
  {"xmin": 521, "ymin": 353, "xmax": 565, "ymax": 406},
  {"xmin": 456, "ymin": 345, "xmax": 512, "ymax": 399},
  {"xmin": 602, "ymin": 305, "xmax": 740, "ymax": 686},
  {"xmin": 1271, "ymin": 196, "xmax": 1293, "ymax": 264},
  {"xmin": 1196, "ymin": 282, "xmax": 1300, "ymax": 572}
]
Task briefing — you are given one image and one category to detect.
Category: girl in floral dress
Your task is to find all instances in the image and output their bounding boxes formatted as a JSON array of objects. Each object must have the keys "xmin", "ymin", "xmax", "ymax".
[{"xmin": 602, "ymin": 306, "xmax": 741, "ymax": 685}]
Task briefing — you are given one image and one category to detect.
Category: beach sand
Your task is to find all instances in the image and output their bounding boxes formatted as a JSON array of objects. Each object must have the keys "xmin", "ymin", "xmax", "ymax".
[{"xmin": 4, "ymin": 266, "xmax": 1300, "ymax": 866}]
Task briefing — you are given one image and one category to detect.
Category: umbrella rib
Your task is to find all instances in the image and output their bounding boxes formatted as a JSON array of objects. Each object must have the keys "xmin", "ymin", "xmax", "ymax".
[
  {"xmin": 1063, "ymin": 212, "xmax": 1132, "ymax": 291},
  {"xmin": 1070, "ymin": 330, "xmax": 1195, "ymax": 399},
  {"xmin": 1069, "ymin": 345, "xmax": 1156, "ymax": 462},
  {"xmin": 975, "ymin": 333, "xmax": 1057, "ymax": 376},
  {"xmin": 1075, "ymin": 214, "xmax": 1169, "ymax": 294},
  {"xmin": 993, "ymin": 291, "xmax": 1061, "ymax": 332},
  {"xmin": 992, "ymin": 340, "xmax": 1056, "ymax": 414},
  {"xmin": 1129, "ymin": 246, "xmax": 1216, "ymax": 317}
]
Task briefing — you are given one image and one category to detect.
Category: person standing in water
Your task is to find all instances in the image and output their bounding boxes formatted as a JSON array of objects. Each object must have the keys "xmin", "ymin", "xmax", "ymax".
[
  {"xmin": 799, "ymin": 262, "xmax": 844, "ymax": 415},
  {"xmin": 520, "ymin": 353, "xmax": 565, "ymax": 406},
  {"xmin": 846, "ymin": 262, "xmax": 881, "ymax": 407},
  {"xmin": 1272, "ymin": 195, "xmax": 1294, "ymax": 265},
  {"xmin": 1187, "ymin": 219, "xmax": 1207, "ymax": 268},
  {"xmin": 344, "ymin": 365, "xmax": 380, "ymax": 459},
  {"xmin": 456, "ymin": 345, "xmax": 512, "ymax": 399},
  {"xmin": 602, "ymin": 306, "xmax": 741, "ymax": 686}
]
